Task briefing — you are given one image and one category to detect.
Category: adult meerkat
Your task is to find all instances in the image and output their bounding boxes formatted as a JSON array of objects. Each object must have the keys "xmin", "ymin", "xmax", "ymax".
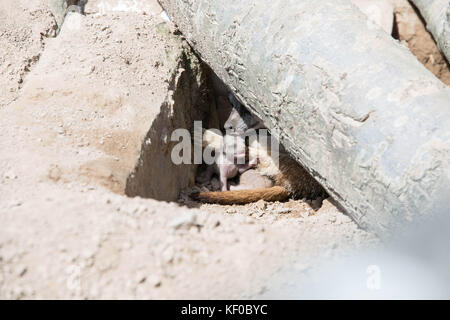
[{"xmin": 193, "ymin": 95, "xmax": 326, "ymax": 205}]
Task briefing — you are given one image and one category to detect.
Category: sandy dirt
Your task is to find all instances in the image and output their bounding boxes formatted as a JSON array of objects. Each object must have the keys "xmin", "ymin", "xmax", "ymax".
[
  {"xmin": 390, "ymin": 0, "xmax": 450, "ymax": 85},
  {"xmin": 0, "ymin": 0, "xmax": 447, "ymax": 299},
  {"xmin": 0, "ymin": 0, "xmax": 58, "ymax": 108}
]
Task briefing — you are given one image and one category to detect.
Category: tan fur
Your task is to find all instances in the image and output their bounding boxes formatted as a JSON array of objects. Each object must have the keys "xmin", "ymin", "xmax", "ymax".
[
  {"xmin": 192, "ymin": 186, "xmax": 290, "ymax": 205},
  {"xmin": 230, "ymin": 169, "xmax": 273, "ymax": 190}
]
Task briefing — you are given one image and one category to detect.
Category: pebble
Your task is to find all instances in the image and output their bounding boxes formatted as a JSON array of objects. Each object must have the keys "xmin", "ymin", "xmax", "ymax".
[
  {"xmin": 254, "ymin": 200, "xmax": 267, "ymax": 210},
  {"xmin": 311, "ymin": 197, "xmax": 324, "ymax": 209},
  {"xmin": 48, "ymin": 166, "xmax": 62, "ymax": 181},
  {"xmin": 147, "ymin": 274, "xmax": 162, "ymax": 287},
  {"xmin": 162, "ymin": 246, "xmax": 174, "ymax": 264},
  {"xmin": 276, "ymin": 208, "xmax": 291, "ymax": 214},
  {"xmin": 4, "ymin": 171, "xmax": 17, "ymax": 179},
  {"xmin": 135, "ymin": 271, "xmax": 147, "ymax": 284},
  {"xmin": 81, "ymin": 248, "xmax": 96, "ymax": 259},
  {"xmin": 225, "ymin": 208, "xmax": 236, "ymax": 214},
  {"xmin": 9, "ymin": 200, "xmax": 22, "ymax": 208},
  {"xmin": 168, "ymin": 212, "xmax": 197, "ymax": 229},
  {"xmin": 16, "ymin": 264, "xmax": 27, "ymax": 277}
]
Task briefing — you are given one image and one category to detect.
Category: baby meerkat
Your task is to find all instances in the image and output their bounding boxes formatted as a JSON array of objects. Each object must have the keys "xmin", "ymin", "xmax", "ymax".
[{"xmin": 197, "ymin": 127, "xmax": 257, "ymax": 192}]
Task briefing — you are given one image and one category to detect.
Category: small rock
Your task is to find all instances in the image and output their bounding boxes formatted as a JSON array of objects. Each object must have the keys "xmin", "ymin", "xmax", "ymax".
[
  {"xmin": 301, "ymin": 210, "xmax": 311, "ymax": 218},
  {"xmin": 168, "ymin": 212, "xmax": 197, "ymax": 229},
  {"xmin": 276, "ymin": 208, "xmax": 291, "ymax": 214},
  {"xmin": 245, "ymin": 217, "xmax": 254, "ymax": 224},
  {"xmin": 162, "ymin": 246, "xmax": 174, "ymax": 264},
  {"xmin": 254, "ymin": 200, "xmax": 266, "ymax": 210},
  {"xmin": 81, "ymin": 248, "xmax": 95, "ymax": 259},
  {"xmin": 9, "ymin": 200, "xmax": 22, "ymax": 208},
  {"xmin": 147, "ymin": 274, "xmax": 162, "ymax": 288},
  {"xmin": 48, "ymin": 165, "xmax": 62, "ymax": 182},
  {"xmin": 226, "ymin": 208, "xmax": 236, "ymax": 214},
  {"xmin": 11, "ymin": 286, "xmax": 25, "ymax": 299},
  {"xmin": 4, "ymin": 171, "xmax": 17, "ymax": 179},
  {"xmin": 16, "ymin": 264, "xmax": 27, "ymax": 277},
  {"xmin": 311, "ymin": 197, "xmax": 324, "ymax": 209},
  {"xmin": 135, "ymin": 271, "xmax": 147, "ymax": 284}
]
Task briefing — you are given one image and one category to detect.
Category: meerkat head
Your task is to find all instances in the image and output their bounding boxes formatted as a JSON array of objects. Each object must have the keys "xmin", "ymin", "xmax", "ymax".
[{"xmin": 224, "ymin": 92, "xmax": 264, "ymax": 134}]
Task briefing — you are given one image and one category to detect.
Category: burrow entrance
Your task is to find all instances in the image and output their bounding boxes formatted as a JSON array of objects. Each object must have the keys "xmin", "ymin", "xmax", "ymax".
[{"xmin": 123, "ymin": 52, "xmax": 328, "ymax": 208}]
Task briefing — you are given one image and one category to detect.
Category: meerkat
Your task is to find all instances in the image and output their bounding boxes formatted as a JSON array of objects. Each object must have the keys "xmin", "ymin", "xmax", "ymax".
[
  {"xmin": 229, "ymin": 168, "xmax": 273, "ymax": 191},
  {"xmin": 196, "ymin": 93, "xmax": 259, "ymax": 191},
  {"xmin": 192, "ymin": 95, "xmax": 327, "ymax": 204}
]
